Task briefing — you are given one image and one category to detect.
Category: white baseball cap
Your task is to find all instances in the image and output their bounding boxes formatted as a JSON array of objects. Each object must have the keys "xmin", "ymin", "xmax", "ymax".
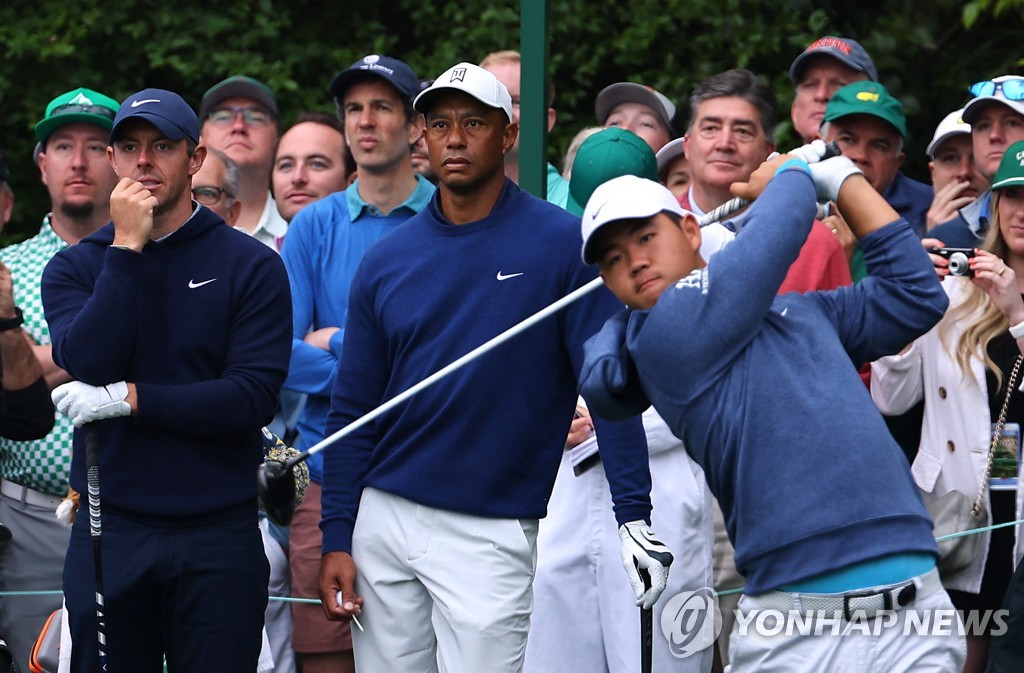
[
  {"xmin": 926, "ymin": 109, "xmax": 971, "ymax": 158},
  {"xmin": 413, "ymin": 62, "xmax": 514, "ymax": 122},
  {"xmin": 580, "ymin": 175, "xmax": 691, "ymax": 264}
]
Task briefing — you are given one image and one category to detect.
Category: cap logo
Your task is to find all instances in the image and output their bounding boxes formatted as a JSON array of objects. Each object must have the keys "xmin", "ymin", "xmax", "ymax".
[
  {"xmin": 450, "ymin": 68, "xmax": 467, "ymax": 83},
  {"xmin": 807, "ymin": 37, "xmax": 852, "ymax": 55},
  {"xmin": 1017, "ymin": 150, "xmax": 1024, "ymax": 163},
  {"xmin": 131, "ymin": 98, "xmax": 160, "ymax": 108},
  {"xmin": 67, "ymin": 93, "xmax": 94, "ymax": 106},
  {"xmin": 364, "ymin": 55, "xmax": 381, "ymax": 65},
  {"xmin": 855, "ymin": 91, "xmax": 880, "ymax": 103}
]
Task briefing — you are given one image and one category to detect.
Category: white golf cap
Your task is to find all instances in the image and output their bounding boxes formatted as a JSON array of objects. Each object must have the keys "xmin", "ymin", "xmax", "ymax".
[
  {"xmin": 581, "ymin": 175, "xmax": 691, "ymax": 264},
  {"xmin": 926, "ymin": 109, "xmax": 971, "ymax": 158},
  {"xmin": 655, "ymin": 137, "xmax": 686, "ymax": 179},
  {"xmin": 414, "ymin": 62, "xmax": 514, "ymax": 122}
]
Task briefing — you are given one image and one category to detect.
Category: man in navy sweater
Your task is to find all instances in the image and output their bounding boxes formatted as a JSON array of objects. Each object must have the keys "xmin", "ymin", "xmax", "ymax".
[
  {"xmin": 577, "ymin": 152, "xmax": 965, "ymax": 670},
  {"xmin": 41, "ymin": 89, "xmax": 292, "ymax": 673},
  {"xmin": 317, "ymin": 63, "xmax": 671, "ymax": 673}
]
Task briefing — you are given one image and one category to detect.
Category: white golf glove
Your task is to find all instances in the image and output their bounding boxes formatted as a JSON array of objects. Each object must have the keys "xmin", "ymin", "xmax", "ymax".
[
  {"xmin": 809, "ymin": 155, "xmax": 863, "ymax": 204},
  {"xmin": 787, "ymin": 139, "xmax": 832, "ymax": 165},
  {"xmin": 619, "ymin": 520, "xmax": 673, "ymax": 610},
  {"xmin": 51, "ymin": 381, "xmax": 131, "ymax": 427}
]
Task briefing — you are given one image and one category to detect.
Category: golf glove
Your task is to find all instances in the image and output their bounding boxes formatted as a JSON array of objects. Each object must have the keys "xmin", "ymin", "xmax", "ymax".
[
  {"xmin": 808, "ymin": 155, "xmax": 862, "ymax": 204},
  {"xmin": 619, "ymin": 520, "xmax": 673, "ymax": 610},
  {"xmin": 51, "ymin": 381, "xmax": 131, "ymax": 427},
  {"xmin": 787, "ymin": 139, "xmax": 833, "ymax": 165}
]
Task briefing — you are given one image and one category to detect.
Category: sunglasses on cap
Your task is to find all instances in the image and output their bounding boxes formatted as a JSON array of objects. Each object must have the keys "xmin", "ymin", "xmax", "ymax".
[
  {"xmin": 206, "ymin": 106, "xmax": 273, "ymax": 127},
  {"xmin": 48, "ymin": 103, "xmax": 117, "ymax": 120},
  {"xmin": 969, "ymin": 78, "xmax": 1024, "ymax": 101}
]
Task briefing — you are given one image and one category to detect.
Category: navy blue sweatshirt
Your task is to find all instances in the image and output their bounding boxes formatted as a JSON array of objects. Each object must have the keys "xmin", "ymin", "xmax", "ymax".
[
  {"xmin": 42, "ymin": 206, "xmax": 292, "ymax": 517},
  {"xmin": 322, "ymin": 180, "xmax": 651, "ymax": 553},
  {"xmin": 580, "ymin": 169, "xmax": 948, "ymax": 594}
]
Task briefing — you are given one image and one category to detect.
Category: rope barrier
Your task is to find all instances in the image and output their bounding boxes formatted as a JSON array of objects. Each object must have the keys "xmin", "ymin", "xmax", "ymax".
[{"xmin": 5, "ymin": 517, "xmax": 1024, "ymax": 602}]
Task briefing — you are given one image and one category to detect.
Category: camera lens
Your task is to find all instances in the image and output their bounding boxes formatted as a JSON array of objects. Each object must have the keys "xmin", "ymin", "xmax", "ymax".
[{"xmin": 948, "ymin": 252, "xmax": 970, "ymax": 276}]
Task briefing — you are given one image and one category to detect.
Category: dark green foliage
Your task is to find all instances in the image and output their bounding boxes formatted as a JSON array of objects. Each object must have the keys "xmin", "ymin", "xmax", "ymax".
[{"xmin": 0, "ymin": 0, "xmax": 1020, "ymax": 242}]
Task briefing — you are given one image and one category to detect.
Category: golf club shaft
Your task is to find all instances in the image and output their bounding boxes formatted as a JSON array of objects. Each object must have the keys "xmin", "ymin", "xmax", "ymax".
[
  {"xmin": 287, "ymin": 276, "xmax": 607, "ymax": 468},
  {"xmin": 85, "ymin": 424, "xmax": 108, "ymax": 669}
]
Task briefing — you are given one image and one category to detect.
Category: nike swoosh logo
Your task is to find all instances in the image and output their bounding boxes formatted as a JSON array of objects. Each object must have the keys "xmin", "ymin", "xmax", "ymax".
[
  {"xmin": 781, "ymin": 307, "xmax": 788, "ymax": 317},
  {"xmin": 188, "ymin": 278, "xmax": 217, "ymax": 288},
  {"xmin": 131, "ymin": 99, "xmax": 160, "ymax": 108},
  {"xmin": 591, "ymin": 201, "xmax": 607, "ymax": 220},
  {"xmin": 496, "ymin": 271, "xmax": 524, "ymax": 281}
]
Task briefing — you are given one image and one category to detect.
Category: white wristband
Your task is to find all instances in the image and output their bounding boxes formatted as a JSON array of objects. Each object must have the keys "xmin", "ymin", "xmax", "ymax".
[{"xmin": 1010, "ymin": 319, "xmax": 1024, "ymax": 340}]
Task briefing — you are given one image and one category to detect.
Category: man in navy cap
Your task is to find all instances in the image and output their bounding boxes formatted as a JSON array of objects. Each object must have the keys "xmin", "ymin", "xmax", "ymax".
[
  {"xmin": 279, "ymin": 55, "xmax": 433, "ymax": 673},
  {"xmin": 41, "ymin": 88, "xmax": 292, "ymax": 673}
]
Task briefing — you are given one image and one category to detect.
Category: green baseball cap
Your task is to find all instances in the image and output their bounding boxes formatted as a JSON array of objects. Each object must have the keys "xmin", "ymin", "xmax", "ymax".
[
  {"xmin": 992, "ymin": 140, "xmax": 1024, "ymax": 190},
  {"xmin": 34, "ymin": 88, "xmax": 120, "ymax": 143},
  {"xmin": 823, "ymin": 81, "xmax": 907, "ymax": 138},
  {"xmin": 567, "ymin": 128, "xmax": 658, "ymax": 216}
]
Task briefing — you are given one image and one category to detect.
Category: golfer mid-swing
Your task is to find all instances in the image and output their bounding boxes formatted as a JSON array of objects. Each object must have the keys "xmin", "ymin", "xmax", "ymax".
[{"xmin": 578, "ymin": 153, "xmax": 966, "ymax": 671}]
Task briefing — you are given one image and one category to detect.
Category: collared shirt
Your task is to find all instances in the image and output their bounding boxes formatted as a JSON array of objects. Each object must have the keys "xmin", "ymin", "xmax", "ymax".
[
  {"xmin": 282, "ymin": 174, "xmax": 435, "ymax": 482},
  {"xmin": 546, "ymin": 163, "xmax": 570, "ymax": 209},
  {"xmin": 0, "ymin": 215, "xmax": 74, "ymax": 494},
  {"xmin": 240, "ymin": 192, "xmax": 289, "ymax": 251}
]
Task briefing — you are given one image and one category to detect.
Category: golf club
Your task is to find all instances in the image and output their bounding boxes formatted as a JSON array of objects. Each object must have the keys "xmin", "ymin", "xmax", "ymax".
[
  {"xmin": 85, "ymin": 424, "xmax": 108, "ymax": 671},
  {"xmin": 258, "ymin": 140, "xmax": 844, "ymax": 516}
]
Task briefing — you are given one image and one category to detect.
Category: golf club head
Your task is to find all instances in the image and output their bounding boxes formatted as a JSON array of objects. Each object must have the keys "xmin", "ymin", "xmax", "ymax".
[
  {"xmin": 0, "ymin": 522, "xmax": 11, "ymax": 542},
  {"xmin": 258, "ymin": 460, "xmax": 297, "ymax": 526}
]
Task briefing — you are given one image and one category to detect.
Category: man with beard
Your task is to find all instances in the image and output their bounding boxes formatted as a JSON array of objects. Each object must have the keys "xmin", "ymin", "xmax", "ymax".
[{"xmin": 0, "ymin": 87, "xmax": 120, "ymax": 672}]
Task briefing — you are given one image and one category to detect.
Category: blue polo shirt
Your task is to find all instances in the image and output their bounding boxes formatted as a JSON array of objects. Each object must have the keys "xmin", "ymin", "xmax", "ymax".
[{"xmin": 281, "ymin": 176, "xmax": 435, "ymax": 481}]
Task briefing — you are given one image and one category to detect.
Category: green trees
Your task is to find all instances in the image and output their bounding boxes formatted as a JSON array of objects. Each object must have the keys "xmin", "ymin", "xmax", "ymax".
[{"xmin": 0, "ymin": 0, "xmax": 1019, "ymax": 242}]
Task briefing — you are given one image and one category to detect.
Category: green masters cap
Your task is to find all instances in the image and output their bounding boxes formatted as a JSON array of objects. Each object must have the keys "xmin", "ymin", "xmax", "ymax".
[
  {"xmin": 992, "ymin": 140, "xmax": 1024, "ymax": 190},
  {"xmin": 823, "ymin": 81, "xmax": 907, "ymax": 138},
  {"xmin": 34, "ymin": 88, "xmax": 120, "ymax": 143},
  {"xmin": 567, "ymin": 128, "xmax": 658, "ymax": 216}
]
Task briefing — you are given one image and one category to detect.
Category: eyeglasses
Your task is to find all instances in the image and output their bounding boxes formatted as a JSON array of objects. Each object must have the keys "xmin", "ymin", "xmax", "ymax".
[
  {"xmin": 48, "ymin": 103, "xmax": 117, "ymax": 121},
  {"xmin": 192, "ymin": 186, "xmax": 232, "ymax": 205},
  {"xmin": 206, "ymin": 106, "xmax": 273, "ymax": 127},
  {"xmin": 969, "ymin": 78, "xmax": 1024, "ymax": 101}
]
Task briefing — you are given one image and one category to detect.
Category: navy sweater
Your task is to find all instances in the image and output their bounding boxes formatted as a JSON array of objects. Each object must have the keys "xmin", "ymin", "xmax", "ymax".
[
  {"xmin": 42, "ymin": 207, "xmax": 292, "ymax": 517},
  {"xmin": 580, "ymin": 170, "xmax": 949, "ymax": 594},
  {"xmin": 321, "ymin": 180, "xmax": 651, "ymax": 553}
]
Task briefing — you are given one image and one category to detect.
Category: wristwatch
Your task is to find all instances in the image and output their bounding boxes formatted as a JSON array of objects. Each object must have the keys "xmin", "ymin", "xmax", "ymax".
[{"xmin": 0, "ymin": 307, "xmax": 24, "ymax": 332}]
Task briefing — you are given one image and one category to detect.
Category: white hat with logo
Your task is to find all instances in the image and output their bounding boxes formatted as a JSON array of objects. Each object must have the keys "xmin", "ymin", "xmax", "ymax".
[{"xmin": 413, "ymin": 62, "xmax": 514, "ymax": 122}]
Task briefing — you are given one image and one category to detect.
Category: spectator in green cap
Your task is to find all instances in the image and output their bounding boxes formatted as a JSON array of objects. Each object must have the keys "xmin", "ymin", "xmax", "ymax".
[
  {"xmin": 821, "ymin": 80, "xmax": 933, "ymax": 238},
  {"xmin": 0, "ymin": 85, "xmax": 119, "ymax": 673}
]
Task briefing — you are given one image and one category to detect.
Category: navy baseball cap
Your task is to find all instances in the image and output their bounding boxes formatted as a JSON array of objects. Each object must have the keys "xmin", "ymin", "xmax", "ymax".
[
  {"xmin": 111, "ymin": 89, "xmax": 200, "ymax": 144},
  {"xmin": 789, "ymin": 36, "xmax": 878, "ymax": 83},
  {"xmin": 329, "ymin": 55, "xmax": 420, "ymax": 102}
]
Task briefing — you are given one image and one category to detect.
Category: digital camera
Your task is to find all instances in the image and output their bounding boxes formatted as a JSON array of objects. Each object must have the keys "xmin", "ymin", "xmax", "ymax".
[{"xmin": 929, "ymin": 247, "xmax": 975, "ymax": 277}]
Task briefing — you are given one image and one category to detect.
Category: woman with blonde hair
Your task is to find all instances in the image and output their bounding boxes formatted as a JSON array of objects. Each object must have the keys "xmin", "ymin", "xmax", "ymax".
[{"xmin": 872, "ymin": 140, "xmax": 1024, "ymax": 673}]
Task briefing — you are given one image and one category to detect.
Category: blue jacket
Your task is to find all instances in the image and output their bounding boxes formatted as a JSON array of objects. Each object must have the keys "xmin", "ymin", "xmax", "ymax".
[
  {"xmin": 883, "ymin": 171, "xmax": 933, "ymax": 238},
  {"xmin": 580, "ymin": 169, "xmax": 948, "ymax": 594},
  {"xmin": 321, "ymin": 180, "xmax": 651, "ymax": 553},
  {"xmin": 42, "ymin": 206, "xmax": 292, "ymax": 517}
]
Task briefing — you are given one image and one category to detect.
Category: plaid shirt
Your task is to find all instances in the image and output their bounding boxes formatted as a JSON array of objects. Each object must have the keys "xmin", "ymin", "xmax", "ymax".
[{"xmin": 0, "ymin": 215, "xmax": 73, "ymax": 495}]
